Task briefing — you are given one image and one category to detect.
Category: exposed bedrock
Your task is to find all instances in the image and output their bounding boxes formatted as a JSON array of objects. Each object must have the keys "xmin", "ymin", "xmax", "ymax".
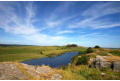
[{"xmin": 89, "ymin": 55, "xmax": 120, "ymax": 72}]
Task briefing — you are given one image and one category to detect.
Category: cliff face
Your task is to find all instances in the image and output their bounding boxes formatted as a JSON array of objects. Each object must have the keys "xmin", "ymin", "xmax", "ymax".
[
  {"xmin": 0, "ymin": 62, "xmax": 62, "ymax": 80},
  {"xmin": 89, "ymin": 55, "xmax": 120, "ymax": 72}
]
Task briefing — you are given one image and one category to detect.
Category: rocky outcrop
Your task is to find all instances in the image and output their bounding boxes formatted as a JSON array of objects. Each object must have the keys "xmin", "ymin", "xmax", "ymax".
[
  {"xmin": 112, "ymin": 61, "xmax": 120, "ymax": 72},
  {"xmin": 89, "ymin": 55, "xmax": 120, "ymax": 72},
  {"xmin": 0, "ymin": 63, "xmax": 29, "ymax": 80},
  {"xmin": 0, "ymin": 62, "xmax": 62, "ymax": 80},
  {"xmin": 51, "ymin": 74, "xmax": 62, "ymax": 80}
]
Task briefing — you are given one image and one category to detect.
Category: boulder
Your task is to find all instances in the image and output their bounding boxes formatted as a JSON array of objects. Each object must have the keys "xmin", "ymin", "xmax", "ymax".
[
  {"xmin": 21, "ymin": 63, "xmax": 36, "ymax": 71},
  {"xmin": 113, "ymin": 61, "xmax": 120, "ymax": 72},
  {"xmin": 0, "ymin": 63, "xmax": 29, "ymax": 80},
  {"xmin": 51, "ymin": 74, "xmax": 62, "ymax": 80},
  {"xmin": 0, "ymin": 62, "xmax": 63, "ymax": 80},
  {"xmin": 35, "ymin": 66, "xmax": 51, "ymax": 74},
  {"xmin": 89, "ymin": 55, "xmax": 120, "ymax": 72},
  {"xmin": 89, "ymin": 56, "xmax": 111, "ymax": 69}
]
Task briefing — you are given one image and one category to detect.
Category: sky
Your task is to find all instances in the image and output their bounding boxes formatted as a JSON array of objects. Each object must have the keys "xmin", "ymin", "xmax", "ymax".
[{"xmin": 0, "ymin": 1, "xmax": 120, "ymax": 48}]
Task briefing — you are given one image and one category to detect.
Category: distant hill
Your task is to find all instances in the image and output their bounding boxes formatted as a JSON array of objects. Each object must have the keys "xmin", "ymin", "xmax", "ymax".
[{"xmin": 0, "ymin": 44, "xmax": 34, "ymax": 47}]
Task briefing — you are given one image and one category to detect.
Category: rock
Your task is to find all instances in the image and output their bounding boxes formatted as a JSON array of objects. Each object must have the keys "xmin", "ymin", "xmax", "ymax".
[
  {"xmin": 35, "ymin": 66, "xmax": 51, "ymax": 74},
  {"xmin": 26, "ymin": 70, "xmax": 40, "ymax": 79},
  {"xmin": 0, "ymin": 62, "xmax": 62, "ymax": 80},
  {"xmin": 90, "ymin": 55, "xmax": 111, "ymax": 69},
  {"xmin": 101, "ymin": 72, "xmax": 106, "ymax": 77},
  {"xmin": 0, "ymin": 63, "xmax": 29, "ymax": 80},
  {"xmin": 51, "ymin": 74, "xmax": 62, "ymax": 80},
  {"xmin": 113, "ymin": 61, "xmax": 120, "ymax": 72},
  {"xmin": 89, "ymin": 55, "xmax": 120, "ymax": 72},
  {"xmin": 21, "ymin": 63, "xmax": 36, "ymax": 71},
  {"xmin": 0, "ymin": 72, "xmax": 6, "ymax": 80}
]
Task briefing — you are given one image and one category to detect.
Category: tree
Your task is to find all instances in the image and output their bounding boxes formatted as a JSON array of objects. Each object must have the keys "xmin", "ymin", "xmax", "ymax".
[
  {"xmin": 66, "ymin": 44, "xmax": 78, "ymax": 47},
  {"xmin": 86, "ymin": 47, "xmax": 93, "ymax": 53},
  {"xmin": 94, "ymin": 45, "xmax": 100, "ymax": 48}
]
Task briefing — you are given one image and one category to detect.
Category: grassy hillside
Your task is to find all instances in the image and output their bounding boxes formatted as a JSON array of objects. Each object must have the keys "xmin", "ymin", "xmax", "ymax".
[
  {"xmin": 59, "ymin": 64, "xmax": 120, "ymax": 80},
  {"xmin": 0, "ymin": 46, "xmax": 86, "ymax": 62}
]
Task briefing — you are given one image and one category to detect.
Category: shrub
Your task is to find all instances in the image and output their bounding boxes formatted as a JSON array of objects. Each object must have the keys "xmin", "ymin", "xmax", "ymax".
[
  {"xmin": 98, "ymin": 51, "xmax": 108, "ymax": 56},
  {"xmin": 40, "ymin": 51, "xmax": 43, "ymax": 54},
  {"xmin": 76, "ymin": 55, "xmax": 89, "ymax": 65},
  {"xmin": 86, "ymin": 47, "xmax": 93, "ymax": 53},
  {"xmin": 78, "ymin": 51, "xmax": 86, "ymax": 55},
  {"xmin": 109, "ymin": 50, "xmax": 120, "ymax": 56},
  {"xmin": 94, "ymin": 45, "xmax": 100, "ymax": 48},
  {"xmin": 66, "ymin": 44, "xmax": 78, "ymax": 47},
  {"xmin": 71, "ymin": 55, "xmax": 78, "ymax": 66},
  {"xmin": 88, "ymin": 54, "xmax": 96, "ymax": 58}
]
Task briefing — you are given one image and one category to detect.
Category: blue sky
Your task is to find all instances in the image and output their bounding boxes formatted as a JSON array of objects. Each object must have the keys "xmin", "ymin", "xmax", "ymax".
[{"xmin": 0, "ymin": 1, "xmax": 120, "ymax": 48}]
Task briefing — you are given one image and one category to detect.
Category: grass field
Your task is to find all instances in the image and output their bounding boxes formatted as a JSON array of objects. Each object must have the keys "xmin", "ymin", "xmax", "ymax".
[
  {"xmin": 59, "ymin": 65, "xmax": 120, "ymax": 80},
  {"xmin": 0, "ymin": 46, "xmax": 86, "ymax": 62}
]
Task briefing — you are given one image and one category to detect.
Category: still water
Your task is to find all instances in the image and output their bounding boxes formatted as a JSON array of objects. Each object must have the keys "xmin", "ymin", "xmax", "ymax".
[{"xmin": 21, "ymin": 52, "xmax": 79, "ymax": 68}]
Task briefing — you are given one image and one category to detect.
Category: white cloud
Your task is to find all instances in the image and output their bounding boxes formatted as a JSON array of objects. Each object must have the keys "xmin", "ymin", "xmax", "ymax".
[
  {"xmin": 0, "ymin": 2, "xmax": 69, "ymax": 45},
  {"xmin": 92, "ymin": 23, "xmax": 120, "ymax": 29},
  {"xmin": 24, "ymin": 33, "xmax": 66, "ymax": 45},
  {"xmin": 46, "ymin": 21, "xmax": 61, "ymax": 28},
  {"xmin": 49, "ymin": 2, "xmax": 74, "ymax": 20},
  {"xmin": 0, "ymin": 2, "xmax": 120, "ymax": 46},
  {"xmin": 68, "ymin": 2, "xmax": 120, "ymax": 29},
  {"xmin": 45, "ymin": 2, "xmax": 79, "ymax": 28},
  {"xmin": 79, "ymin": 33, "xmax": 104, "ymax": 38},
  {"xmin": 0, "ymin": 2, "xmax": 38, "ymax": 35},
  {"xmin": 57, "ymin": 30, "xmax": 74, "ymax": 34}
]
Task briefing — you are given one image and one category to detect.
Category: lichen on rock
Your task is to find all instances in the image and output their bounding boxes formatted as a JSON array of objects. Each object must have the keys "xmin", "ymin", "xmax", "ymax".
[{"xmin": 0, "ymin": 62, "xmax": 62, "ymax": 80}]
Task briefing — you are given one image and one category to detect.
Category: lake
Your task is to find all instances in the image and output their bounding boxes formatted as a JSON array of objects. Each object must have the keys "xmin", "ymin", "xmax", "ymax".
[{"xmin": 21, "ymin": 52, "xmax": 79, "ymax": 68}]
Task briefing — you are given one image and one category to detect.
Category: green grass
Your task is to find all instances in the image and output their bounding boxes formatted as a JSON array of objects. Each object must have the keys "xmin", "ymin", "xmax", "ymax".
[
  {"xmin": 109, "ymin": 50, "xmax": 120, "ymax": 56},
  {"xmin": 60, "ymin": 65, "xmax": 102, "ymax": 80},
  {"xmin": 0, "ymin": 46, "xmax": 86, "ymax": 62},
  {"xmin": 60, "ymin": 65, "xmax": 120, "ymax": 80},
  {"xmin": 97, "ymin": 51, "xmax": 108, "ymax": 56}
]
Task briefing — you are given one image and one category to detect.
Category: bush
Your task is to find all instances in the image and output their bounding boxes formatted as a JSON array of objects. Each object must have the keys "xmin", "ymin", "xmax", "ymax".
[
  {"xmin": 109, "ymin": 50, "xmax": 120, "ymax": 56},
  {"xmin": 94, "ymin": 45, "xmax": 100, "ymax": 48},
  {"xmin": 78, "ymin": 51, "xmax": 86, "ymax": 55},
  {"xmin": 66, "ymin": 44, "xmax": 78, "ymax": 47},
  {"xmin": 71, "ymin": 55, "xmax": 78, "ymax": 66},
  {"xmin": 40, "ymin": 51, "xmax": 43, "ymax": 54},
  {"xmin": 86, "ymin": 47, "xmax": 93, "ymax": 53},
  {"xmin": 98, "ymin": 51, "xmax": 108, "ymax": 56},
  {"xmin": 76, "ymin": 55, "xmax": 89, "ymax": 65}
]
